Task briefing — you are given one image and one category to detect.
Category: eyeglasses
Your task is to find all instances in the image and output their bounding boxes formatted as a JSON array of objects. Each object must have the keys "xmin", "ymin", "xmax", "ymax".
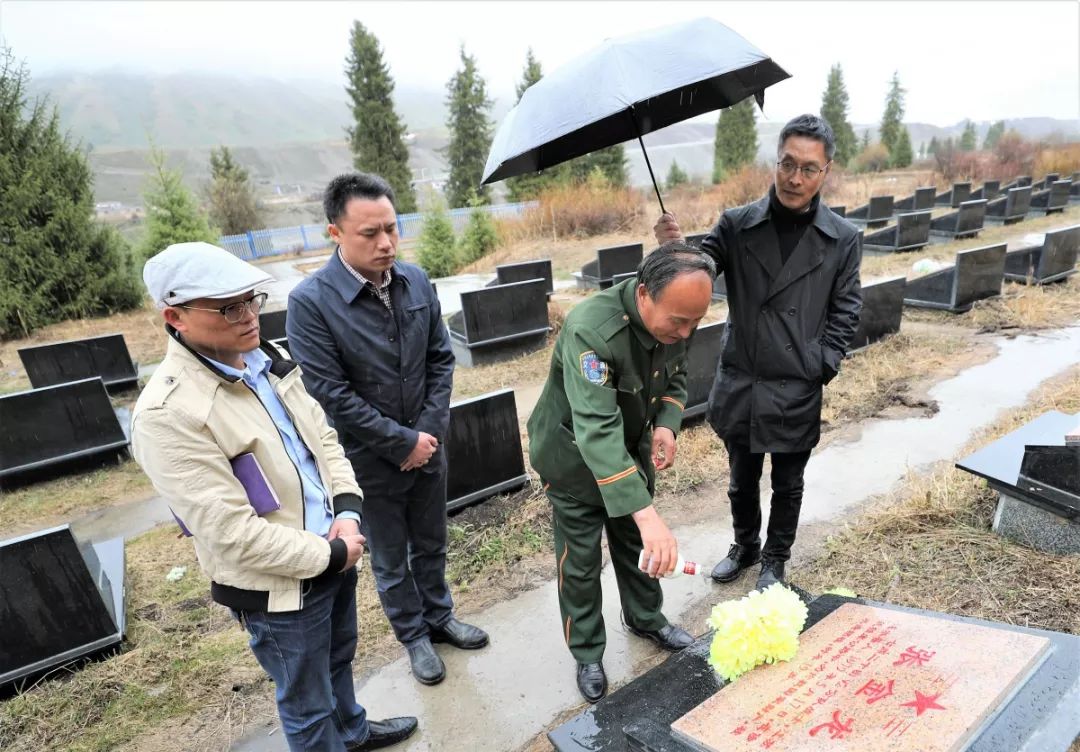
[
  {"xmin": 176, "ymin": 292, "xmax": 269, "ymax": 324},
  {"xmin": 777, "ymin": 160, "xmax": 830, "ymax": 179}
]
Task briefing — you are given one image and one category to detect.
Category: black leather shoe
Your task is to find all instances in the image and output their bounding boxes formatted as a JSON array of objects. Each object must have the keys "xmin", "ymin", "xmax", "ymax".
[
  {"xmin": 430, "ymin": 616, "xmax": 489, "ymax": 650},
  {"xmin": 406, "ymin": 638, "xmax": 445, "ymax": 685},
  {"xmin": 576, "ymin": 661, "xmax": 607, "ymax": 703},
  {"xmin": 711, "ymin": 543, "xmax": 761, "ymax": 583},
  {"xmin": 346, "ymin": 716, "xmax": 419, "ymax": 751},
  {"xmin": 624, "ymin": 621, "xmax": 694, "ymax": 652},
  {"xmin": 755, "ymin": 558, "xmax": 786, "ymax": 591}
]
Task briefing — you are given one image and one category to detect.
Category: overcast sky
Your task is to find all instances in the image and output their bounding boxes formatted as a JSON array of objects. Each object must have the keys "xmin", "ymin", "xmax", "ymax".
[{"xmin": 2, "ymin": 0, "xmax": 1078, "ymax": 126}]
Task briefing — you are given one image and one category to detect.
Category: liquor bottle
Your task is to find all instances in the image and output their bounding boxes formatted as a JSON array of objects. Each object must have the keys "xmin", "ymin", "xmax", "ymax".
[{"xmin": 637, "ymin": 549, "xmax": 699, "ymax": 578}]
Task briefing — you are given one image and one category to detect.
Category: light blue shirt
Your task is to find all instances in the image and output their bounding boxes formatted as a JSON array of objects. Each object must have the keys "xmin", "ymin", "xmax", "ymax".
[{"xmin": 208, "ymin": 348, "xmax": 360, "ymax": 537}]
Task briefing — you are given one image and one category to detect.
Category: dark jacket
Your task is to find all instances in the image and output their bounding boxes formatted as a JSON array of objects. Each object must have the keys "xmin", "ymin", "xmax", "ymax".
[
  {"xmin": 286, "ymin": 253, "xmax": 454, "ymax": 492},
  {"xmin": 700, "ymin": 193, "xmax": 862, "ymax": 453},
  {"xmin": 527, "ymin": 280, "xmax": 688, "ymax": 517}
]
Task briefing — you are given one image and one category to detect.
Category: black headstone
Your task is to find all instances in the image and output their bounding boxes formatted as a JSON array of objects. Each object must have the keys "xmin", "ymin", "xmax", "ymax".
[
  {"xmin": 1003, "ymin": 224, "xmax": 1080, "ymax": 284},
  {"xmin": 862, "ymin": 211, "xmax": 931, "ymax": 253},
  {"xmin": 611, "ymin": 272, "xmax": 637, "ymax": 286},
  {"xmin": 684, "ymin": 321, "xmax": 726, "ymax": 420},
  {"xmin": 258, "ymin": 309, "xmax": 288, "ymax": 342},
  {"xmin": 958, "ymin": 410, "xmax": 1079, "ymax": 520},
  {"xmin": 986, "ymin": 186, "xmax": 1032, "ymax": 224},
  {"xmin": 0, "ymin": 378, "xmax": 129, "ymax": 484},
  {"xmin": 893, "ymin": 186, "xmax": 936, "ymax": 212},
  {"xmin": 1001, "ymin": 175, "xmax": 1032, "ymax": 191},
  {"xmin": 848, "ymin": 276, "xmax": 906, "ymax": 350},
  {"xmin": 450, "ymin": 279, "xmax": 549, "ymax": 346},
  {"xmin": 903, "ymin": 243, "xmax": 1006, "ymax": 312},
  {"xmin": 495, "ymin": 258, "xmax": 554, "ymax": 295},
  {"xmin": 1029, "ymin": 180, "xmax": 1072, "ymax": 213},
  {"xmin": 0, "ymin": 525, "xmax": 125, "ymax": 693},
  {"xmin": 929, "ymin": 199, "xmax": 987, "ymax": 239},
  {"xmin": 597, "ymin": 243, "xmax": 644, "ymax": 280},
  {"xmin": 971, "ymin": 179, "xmax": 1001, "ymax": 202},
  {"xmin": 1018, "ymin": 445, "xmax": 1080, "ymax": 513},
  {"xmin": 830, "ymin": 205, "xmax": 846, "ymax": 218},
  {"xmin": 18, "ymin": 333, "xmax": 138, "ymax": 392},
  {"xmin": 445, "ymin": 389, "xmax": 529, "ymax": 512},
  {"xmin": 684, "ymin": 232, "xmax": 708, "ymax": 247},
  {"xmin": 935, "ymin": 181, "xmax": 972, "ymax": 208},
  {"xmin": 848, "ymin": 196, "xmax": 894, "ymax": 229}
]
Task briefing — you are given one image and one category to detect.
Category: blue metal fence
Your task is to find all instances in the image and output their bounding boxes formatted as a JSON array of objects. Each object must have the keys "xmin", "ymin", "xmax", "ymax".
[{"xmin": 219, "ymin": 201, "xmax": 538, "ymax": 261}]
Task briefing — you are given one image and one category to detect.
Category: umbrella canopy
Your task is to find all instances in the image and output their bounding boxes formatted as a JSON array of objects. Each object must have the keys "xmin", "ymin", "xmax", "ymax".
[{"xmin": 482, "ymin": 17, "xmax": 790, "ymax": 208}]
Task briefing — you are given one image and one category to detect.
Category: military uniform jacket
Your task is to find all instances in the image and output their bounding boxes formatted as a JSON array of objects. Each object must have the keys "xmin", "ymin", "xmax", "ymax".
[
  {"xmin": 527, "ymin": 279, "xmax": 688, "ymax": 517},
  {"xmin": 699, "ymin": 194, "xmax": 862, "ymax": 454}
]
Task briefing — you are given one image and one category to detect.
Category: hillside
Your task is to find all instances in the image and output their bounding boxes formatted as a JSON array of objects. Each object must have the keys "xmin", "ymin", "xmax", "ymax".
[{"xmin": 33, "ymin": 72, "xmax": 1077, "ymax": 204}]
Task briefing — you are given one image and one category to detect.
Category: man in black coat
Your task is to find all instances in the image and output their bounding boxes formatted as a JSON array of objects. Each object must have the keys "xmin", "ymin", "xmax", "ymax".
[
  {"xmin": 287, "ymin": 173, "xmax": 488, "ymax": 686},
  {"xmin": 654, "ymin": 114, "xmax": 862, "ymax": 591}
]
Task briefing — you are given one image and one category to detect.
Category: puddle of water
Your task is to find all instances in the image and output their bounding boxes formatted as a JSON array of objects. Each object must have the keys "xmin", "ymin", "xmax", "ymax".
[
  {"xmin": 800, "ymin": 327, "xmax": 1080, "ymax": 524},
  {"xmin": 69, "ymin": 495, "xmax": 171, "ymax": 544}
]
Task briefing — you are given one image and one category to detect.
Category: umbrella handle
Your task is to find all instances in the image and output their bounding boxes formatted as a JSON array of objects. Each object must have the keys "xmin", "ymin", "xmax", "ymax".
[{"xmin": 629, "ymin": 107, "xmax": 667, "ymax": 216}]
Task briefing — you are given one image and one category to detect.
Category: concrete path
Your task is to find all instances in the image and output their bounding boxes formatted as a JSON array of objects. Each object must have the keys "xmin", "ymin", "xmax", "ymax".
[{"xmin": 232, "ymin": 327, "xmax": 1080, "ymax": 751}]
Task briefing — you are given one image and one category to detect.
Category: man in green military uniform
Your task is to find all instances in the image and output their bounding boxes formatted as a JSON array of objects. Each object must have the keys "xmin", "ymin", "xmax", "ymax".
[{"xmin": 528, "ymin": 243, "xmax": 716, "ymax": 702}]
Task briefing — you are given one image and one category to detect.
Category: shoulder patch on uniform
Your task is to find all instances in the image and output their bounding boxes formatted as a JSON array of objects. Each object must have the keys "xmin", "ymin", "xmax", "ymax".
[{"xmin": 579, "ymin": 350, "xmax": 609, "ymax": 385}]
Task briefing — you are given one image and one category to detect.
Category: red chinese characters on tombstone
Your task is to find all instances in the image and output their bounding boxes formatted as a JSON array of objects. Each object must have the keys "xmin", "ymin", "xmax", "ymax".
[
  {"xmin": 809, "ymin": 710, "xmax": 854, "ymax": 740},
  {"xmin": 893, "ymin": 646, "xmax": 936, "ymax": 668},
  {"xmin": 855, "ymin": 678, "xmax": 895, "ymax": 705}
]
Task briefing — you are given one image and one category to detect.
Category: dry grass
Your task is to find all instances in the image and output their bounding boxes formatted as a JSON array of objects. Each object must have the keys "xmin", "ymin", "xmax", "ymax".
[
  {"xmin": 793, "ymin": 365, "xmax": 1080, "ymax": 636},
  {"xmin": 906, "ymin": 276, "xmax": 1080, "ymax": 333},
  {"xmin": 0, "ymin": 459, "xmax": 154, "ymax": 538},
  {"xmin": 821, "ymin": 328, "xmax": 978, "ymax": 429},
  {"xmin": 0, "ymin": 302, "xmax": 165, "ymax": 395},
  {"xmin": 1035, "ymin": 143, "xmax": 1080, "ymax": 177}
]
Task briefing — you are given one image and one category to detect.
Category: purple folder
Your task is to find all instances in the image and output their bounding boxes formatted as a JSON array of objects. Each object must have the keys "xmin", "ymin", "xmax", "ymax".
[{"xmin": 171, "ymin": 452, "xmax": 282, "ymax": 537}]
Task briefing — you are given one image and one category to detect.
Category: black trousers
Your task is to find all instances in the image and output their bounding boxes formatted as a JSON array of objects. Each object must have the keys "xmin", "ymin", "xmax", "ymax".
[{"xmin": 724, "ymin": 440, "xmax": 812, "ymax": 562}]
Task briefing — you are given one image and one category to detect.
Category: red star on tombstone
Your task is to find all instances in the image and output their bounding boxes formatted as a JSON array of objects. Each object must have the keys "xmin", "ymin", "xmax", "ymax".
[{"xmin": 901, "ymin": 690, "xmax": 947, "ymax": 717}]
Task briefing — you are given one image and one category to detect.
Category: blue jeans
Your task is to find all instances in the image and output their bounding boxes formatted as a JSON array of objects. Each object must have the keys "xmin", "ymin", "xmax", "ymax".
[{"xmin": 236, "ymin": 568, "xmax": 369, "ymax": 751}]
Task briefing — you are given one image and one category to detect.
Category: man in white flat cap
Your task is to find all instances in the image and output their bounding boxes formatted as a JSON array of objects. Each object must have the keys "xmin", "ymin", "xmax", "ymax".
[{"xmin": 131, "ymin": 241, "xmax": 418, "ymax": 752}]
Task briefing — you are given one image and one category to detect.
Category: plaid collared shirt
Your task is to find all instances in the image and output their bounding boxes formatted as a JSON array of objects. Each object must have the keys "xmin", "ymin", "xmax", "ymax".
[{"xmin": 339, "ymin": 249, "xmax": 393, "ymax": 310}]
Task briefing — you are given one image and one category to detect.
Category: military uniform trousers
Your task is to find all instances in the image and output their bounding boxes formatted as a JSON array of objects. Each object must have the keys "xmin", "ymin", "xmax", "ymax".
[{"xmin": 545, "ymin": 482, "xmax": 668, "ymax": 664}]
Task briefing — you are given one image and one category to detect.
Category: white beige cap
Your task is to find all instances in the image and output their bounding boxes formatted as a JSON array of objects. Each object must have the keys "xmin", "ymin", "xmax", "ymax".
[{"xmin": 143, "ymin": 242, "xmax": 273, "ymax": 308}]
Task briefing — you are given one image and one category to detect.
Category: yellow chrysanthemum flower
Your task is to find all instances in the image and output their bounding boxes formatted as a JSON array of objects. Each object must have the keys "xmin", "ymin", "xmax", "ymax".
[{"xmin": 706, "ymin": 583, "xmax": 809, "ymax": 682}]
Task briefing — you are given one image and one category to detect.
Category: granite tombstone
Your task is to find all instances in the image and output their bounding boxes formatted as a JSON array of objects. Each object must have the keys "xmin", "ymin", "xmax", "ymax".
[
  {"xmin": 18, "ymin": 333, "xmax": 139, "ymax": 393},
  {"xmin": 902, "ymin": 244, "xmax": 1006, "ymax": 313},
  {"xmin": 0, "ymin": 525, "xmax": 125, "ymax": 694},
  {"xmin": 445, "ymin": 389, "xmax": 529, "ymax": 512},
  {"xmin": 0, "ymin": 378, "xmax": 129, "ymax": 485},
  {"xmin": 447, "ymin": 278, "xmax": 550, "ymax": 367}
]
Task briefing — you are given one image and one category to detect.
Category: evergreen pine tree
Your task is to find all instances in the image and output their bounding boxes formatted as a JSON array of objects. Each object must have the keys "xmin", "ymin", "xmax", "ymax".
[
  {"xmin": 506, "ymin": 48, "xmax": 563, "ymax": 201},
  {"xmin": 207, "ymin": 146, "xmax": 262, "ymax": 235},
  {"xmin": 982, "ymin": 120, "xmax": 1006, "ymax": 150},
  {"xmin": 415, "ymin": 199, "xmax": 458, "ymax": 278},
  {"xmin": 861, "ymin": 130, "xmax": 871, "ymax": 150},
  {"xmin": 927, "ymin": 136, "xmax": 939, "ymax": 156},
  {"xmin": 345, "ymin": 21, "xmax": 417, "ymax": 213},
  {"xmin": 444, "ymin": 45, "xmax": 493, "ymax": 208},
  {"xmin": 879, "ymin": 72, "xmax": 906, "ymax": 160},
  {"xmin": 958, "ymin": 120, "xmax": 978, "ymax": 151},
  {"xmin": 565, "ymin": 144, "xmax": 629, "ymax": 188},
  {"xmin": 0, "ymin": 47, "xmax": 142, "ymax": 337},
  {"xmin": 139, "ymin": 145, "xmax": 218, "ymax": 261},
  {"xmin": 712, "ymin": 97, "xmax": 758, "ymax": 183},
  {"xmin": 819, "ymin": 63, "xmax": 858, "ymax": 166},
  {"xmin": 457, "ymin": 192, "xmax": 500, "ymax": 265},
  {"xmin": 891, "ymin": 127, "xmax": 914, "ymax": 167},
  {"xmin": 666, "ymin": 159, "xmax": 689, "ymax": 189}
]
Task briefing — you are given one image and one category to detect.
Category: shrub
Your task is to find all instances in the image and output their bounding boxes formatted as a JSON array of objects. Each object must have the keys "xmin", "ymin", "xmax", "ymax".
[
  {"xmin": 456, "ymin": 196, "xmax": 500, "ymax": 265},
  {"xmin": 415, "ymin": 202, "xmax": 458, "ymax": 279}
]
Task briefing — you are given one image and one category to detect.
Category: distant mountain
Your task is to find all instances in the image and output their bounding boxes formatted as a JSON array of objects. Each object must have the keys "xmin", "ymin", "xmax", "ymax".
[
  {"xmin": 30, "ymin": 72, "xmax": 1075, "ymax": 202},
  {"xmin": 29, "ymin": 71, "xmax": 510, "ymax": 149}
]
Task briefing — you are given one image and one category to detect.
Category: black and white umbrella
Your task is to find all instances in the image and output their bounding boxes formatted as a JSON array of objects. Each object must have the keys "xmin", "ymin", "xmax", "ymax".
[{"xmin": 482, "ymin": 17, "xmax": 790, "ymax": 213}]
